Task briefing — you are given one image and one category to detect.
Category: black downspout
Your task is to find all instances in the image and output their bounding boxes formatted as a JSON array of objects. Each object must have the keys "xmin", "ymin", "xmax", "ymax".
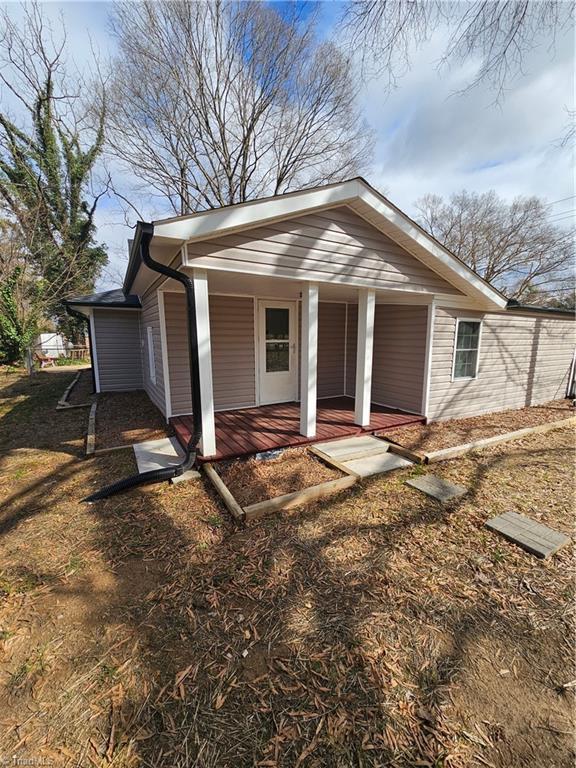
[
  {"xmin": 66, "ymin": 304, "xmax": 97, "ymax": 394},
  {"xmin": 83, "ymin": 222, "xmax": 203, "ymax": 501}
]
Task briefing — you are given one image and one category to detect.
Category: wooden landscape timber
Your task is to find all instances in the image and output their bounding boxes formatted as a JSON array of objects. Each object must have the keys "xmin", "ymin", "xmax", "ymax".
[
  {"xmin": 373, "ymin": 438, "xmax": 425, "ymax": 464},
  {"xmin": 203, "ymin": 462, "xmax": 246, "ymax": 522},
  {"xmin": 85, "ymin": 402, "xmax": 97, "ymax": 456},
  {"xmin": 243, "ymin": 473, "xmax": 358, "ymax": 522},
  {"xmin": 424, "ymin": 416, "xmax": 576, "ymax": 463},
  {"xmin": 202, "ymin": 450, "xmax": 360, "ymax": 524},
  {"xmin": 56, "ymin": 371, "xmax": 92, "ymax": 410}
]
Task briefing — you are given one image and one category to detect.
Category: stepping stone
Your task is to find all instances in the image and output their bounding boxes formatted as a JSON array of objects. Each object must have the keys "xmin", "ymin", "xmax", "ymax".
[
  {"xmin": 313, "ymin": 435, "xmax": 389, "ymax": 462},
  {"xmin": 485, "ymin": 511, "xmax": 570, "ymax": 559},
  {"xmin": 344, "ymin": 451, "xmax": 412, "ymax": 478},
  {"xmin": 406, "ymin": 474, "xmax": 468, "ymax": 502}
]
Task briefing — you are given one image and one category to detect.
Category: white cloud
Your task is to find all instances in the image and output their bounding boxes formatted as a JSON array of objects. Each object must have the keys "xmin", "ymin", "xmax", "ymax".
[{"xmin": 358, "ymin": 20, "xmax": 574, "ymax": 216}]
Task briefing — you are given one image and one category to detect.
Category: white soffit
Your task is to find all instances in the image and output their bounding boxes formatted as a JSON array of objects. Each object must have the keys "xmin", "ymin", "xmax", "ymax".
[{"xmin": 151, "ymin": 179, "xmax": 507, "ymax": 310}]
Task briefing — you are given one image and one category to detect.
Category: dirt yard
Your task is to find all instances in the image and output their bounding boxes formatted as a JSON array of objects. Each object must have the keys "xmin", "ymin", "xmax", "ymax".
[
  {"xmin": 0, "ymin": 369, "xmax": 574, "ymax": 768},
  {"xmin": 380, "ymin": 399, "xmax": 574, "ymax": 453}
]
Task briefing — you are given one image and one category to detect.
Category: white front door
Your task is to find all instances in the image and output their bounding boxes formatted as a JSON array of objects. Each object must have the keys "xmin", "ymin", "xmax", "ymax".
[{"xmin": 258, "ymin": 300, "xmax": 298, "ymax": 405}]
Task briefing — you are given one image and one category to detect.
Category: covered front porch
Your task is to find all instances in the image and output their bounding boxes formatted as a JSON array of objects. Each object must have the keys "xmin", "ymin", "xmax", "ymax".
[
  {"xmin": 172, "ymin": 396, "xmax": 424, "ymax": 462},
  {"xmin": 158, "ymin": 265, "xmax": 436, "ymax": 459}
]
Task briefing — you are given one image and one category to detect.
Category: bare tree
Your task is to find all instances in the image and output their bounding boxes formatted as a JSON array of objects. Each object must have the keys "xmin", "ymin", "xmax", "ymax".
[
  {"xmin": 0, "ymin": 3, "xmax": 108, "ymax": 339},
  {"xmin": 341, "ymin": 1, "xmax": 574, "ymax": 99},
  {"xmin": 415, "ymin": 190, "xmax": 574, "ymax": 303},
  {"xmin": 108, "ymin": 0, "xmax": 373, "ymax": 215}
]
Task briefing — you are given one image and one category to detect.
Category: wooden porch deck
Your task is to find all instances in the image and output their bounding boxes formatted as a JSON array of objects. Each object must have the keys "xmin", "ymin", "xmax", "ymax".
[{"xmin": 171, "ymin": 396, "xmax": 424, "ymax": 462}]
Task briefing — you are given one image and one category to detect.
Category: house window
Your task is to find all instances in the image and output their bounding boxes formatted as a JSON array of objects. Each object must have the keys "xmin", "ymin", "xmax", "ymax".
[
  {"xmin": 146, "ymin": 326, "xmax": 156, "ymax": 385},
  {"xmin": 452, "ymin": 319, "xmax": 481, "ymax": 380}
]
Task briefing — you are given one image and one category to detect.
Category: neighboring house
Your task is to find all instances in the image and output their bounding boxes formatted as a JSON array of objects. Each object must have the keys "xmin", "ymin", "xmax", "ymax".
[{"xmin": 66, "ymin": 178, "xmax": 575, "ymax": 460}]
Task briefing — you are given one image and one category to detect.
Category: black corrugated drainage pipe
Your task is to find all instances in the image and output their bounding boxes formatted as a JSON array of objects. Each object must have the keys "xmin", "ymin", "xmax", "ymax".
[
  {"xmin": 65, "ymin": 304, "xmax": 97, "ymax": 394},
  {"xmin": 83, "ymin": 222, "xmax": 203, "ymax": 501}
]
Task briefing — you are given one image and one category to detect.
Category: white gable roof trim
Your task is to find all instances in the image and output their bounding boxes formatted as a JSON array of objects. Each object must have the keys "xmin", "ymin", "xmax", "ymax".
[{"xmin": 152, "ymin": 178, "xmax": 507, "ymax": 310}]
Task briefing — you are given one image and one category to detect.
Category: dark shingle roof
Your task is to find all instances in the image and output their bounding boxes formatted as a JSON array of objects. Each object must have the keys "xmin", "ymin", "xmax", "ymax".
[
  {"xmin": 65, "ymin": 289, "xmax": 141, "ymax": 308},
  {"xmin": 506, "ymin": 299, "xmax": 575, "ymax": 317}
]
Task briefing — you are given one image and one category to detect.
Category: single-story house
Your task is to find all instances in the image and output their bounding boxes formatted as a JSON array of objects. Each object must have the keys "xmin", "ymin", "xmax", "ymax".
[{"xmin": 67, "ymin": 178, "xmax": 575, "ymax": 461}]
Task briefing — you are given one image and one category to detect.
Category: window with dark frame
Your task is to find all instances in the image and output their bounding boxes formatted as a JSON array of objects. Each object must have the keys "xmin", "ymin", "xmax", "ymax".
[{"xmin": 453, "ymin": 320, "xmax": 481, "ymax": 379}]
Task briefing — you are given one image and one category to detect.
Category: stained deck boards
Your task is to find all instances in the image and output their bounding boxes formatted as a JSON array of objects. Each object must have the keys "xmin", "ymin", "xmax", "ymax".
[{"xmin": 171, "ymin": 396, "xmax": 424, "ymax": 462}]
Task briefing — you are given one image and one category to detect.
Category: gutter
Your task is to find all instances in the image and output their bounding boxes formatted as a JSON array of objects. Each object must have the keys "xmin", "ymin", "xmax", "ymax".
[{"xmin": 84, "ymin": 222, "xmax": 203, "ymax": 501}]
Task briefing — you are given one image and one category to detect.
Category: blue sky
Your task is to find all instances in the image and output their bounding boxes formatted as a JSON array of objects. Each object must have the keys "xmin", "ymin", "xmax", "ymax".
[{"xmin": 0, "ymin": 1, "xmax": 573, "ymax": 289}]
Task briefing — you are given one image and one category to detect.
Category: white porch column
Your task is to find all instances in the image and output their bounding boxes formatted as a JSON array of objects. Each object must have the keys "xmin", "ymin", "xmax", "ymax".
[
  {"xmin": 421, "ymin": 299, "xmax": 436, "ymax": 420},
  {"xmin": 300, "ymin": 282, "xmax": 319, "ymax": 437},
  {"xmin": 192, "ymin": 268, "xmax": 216, "ymax": 457},
  {"xmin": 354, "ymin": 288, "xmax": 375, "ymax": 426}
]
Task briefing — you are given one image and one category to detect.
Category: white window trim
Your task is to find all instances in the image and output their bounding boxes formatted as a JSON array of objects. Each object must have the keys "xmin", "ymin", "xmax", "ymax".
[
  {"xmin": 451, "ymin": 317, "xmax": 482, "ymax": 382},
  {"xmin": 146, "ymin": 326, "xmax": 156, "ymax": 385}
]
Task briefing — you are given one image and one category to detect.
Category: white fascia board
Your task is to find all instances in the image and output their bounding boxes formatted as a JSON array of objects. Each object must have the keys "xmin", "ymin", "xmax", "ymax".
[
  {"xmin": 153, "ymin": 182, "xmax": 359, "ymax": 244},
  {"xmin": 354, "ymin": 184, "xmax": 507, "ymax": 310}
]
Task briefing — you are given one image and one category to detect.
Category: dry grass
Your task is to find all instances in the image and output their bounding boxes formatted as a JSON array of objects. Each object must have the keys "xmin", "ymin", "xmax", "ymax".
[
  {"xmin": 0, "ymin": 371, "xmax": 574, "ymax": 767},
  {"xmin": 95, "ymin": 390, "xmax": 172, "ymax": 449},
  {"xmin": 380, "ymin": 398, "xmax": 574, "ymax": 453},
  {"xmin": 218, "ymin": 447, "xmax": 341, "ymax": 507}
]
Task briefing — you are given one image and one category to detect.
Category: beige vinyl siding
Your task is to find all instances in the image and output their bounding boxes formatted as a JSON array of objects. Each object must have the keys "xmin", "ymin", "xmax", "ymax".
[
  {"xmin": 345, "ymin": 304, "xmax": 358, "ymax": 397},
  {"xmin": 345, "ymin": 303, "xmax": 427, "ymax": 413},
  {"xmin": 93, "ymin": 309, "xmax": 143, "ymax": 391},
  {"xmin": 140, "ymin": 291, "xmax": 166, "ymax": 414},
  {"xmin": 188, "ymin": 207, "xmax": 461, "ymax": 295},
  {"xmin": 164, "ymin": 292, "xmax": 257, "ymax": 414},
  {"xmin": 211, "ymin": 295, "xmax": 256, "ymax": 410},
  {"xmin": 371, "ymin": 305, "xmax": 427, "ymax": 413},
  {"xmin": 428, "ymin": 309, "xmax": 575, "ymax": 420},
  {"xmin": 164, "ymin": 292, "xmax": 191, "ymax": 415},
  {"xmin": 317, "ymin": 303, "xmax": 347, "ymax": 398}
]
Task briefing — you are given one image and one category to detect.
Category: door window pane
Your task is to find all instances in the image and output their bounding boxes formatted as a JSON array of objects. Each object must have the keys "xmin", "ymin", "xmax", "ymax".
[
  {"xmin": 266, "ymin": 342, "xmax": 289, "ymax": 372},
  {"xmin": 266, "ymin": 308, "xmax": 289, "ymax": 340}
]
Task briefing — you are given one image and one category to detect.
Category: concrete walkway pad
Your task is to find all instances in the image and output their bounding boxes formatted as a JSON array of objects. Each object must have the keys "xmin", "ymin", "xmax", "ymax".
[
  {"xmin": 133, "ymin": 437, "xmax": 201, "ymax": 483},
  {"xmin": 406, "ymin": 474, "xmax": 468, "ymax": 502},
  {"xmin": 133, "ymin": 437, "xmax": 184, "ymax": 472},
  {"xmin": 313, "ymin": 435, "xmax": 390, "ymax": 462},
  {"xmin": 485, "ymin": 511, "xmax": 570, "ymax": 559},
  {"xmin": 312, "ymin": 435, "xmax": 413, "ymax": 477},
  {"xmin": 345, "ymin": 452, "xmax": 412, "ymax": 477}
]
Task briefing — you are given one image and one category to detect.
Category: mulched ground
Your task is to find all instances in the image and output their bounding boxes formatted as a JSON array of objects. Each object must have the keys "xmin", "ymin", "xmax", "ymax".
[
  {"xmin": 379, "ymin": 398, "xmax": 574, "ymax": 454},
  {"xmin": 0, "ymin": 369, "xmax": 574, "ymax": 768},
  {"xmin": 218, "ymin": 447, "xmax": 341, "ymax": 507},
  {"xmin": 66, "ymin": 368, "xmax": 94, "ymax": 406},
  {"xmin": 95, "ymin": 390, "xmax": 172, "ymax": 449}
]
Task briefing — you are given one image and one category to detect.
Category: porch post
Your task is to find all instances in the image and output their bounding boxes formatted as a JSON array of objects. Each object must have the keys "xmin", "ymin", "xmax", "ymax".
[
  {"xmin": 192, "ymin": 268, "xmax": 216, "ymax": 457},
  {"xmin": 354, "ymin": 288, "xmax": 375, "ymax": 427},
  {"xmin": 300, "ymin": 282, "xmax": 318, "ymax": 438},
  {"xmin": 421, "ymin": 299, "xmax": 436, "ymax": 420}
]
